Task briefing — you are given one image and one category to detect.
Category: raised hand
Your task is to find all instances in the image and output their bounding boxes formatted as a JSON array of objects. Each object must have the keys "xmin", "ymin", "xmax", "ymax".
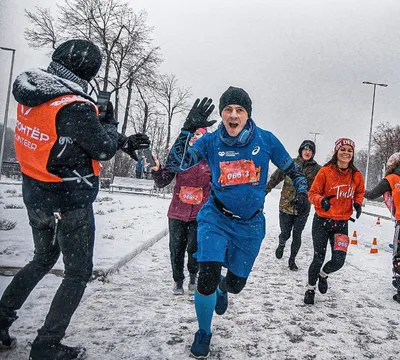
[{"xmin": 182, "ymin": 97, "xmax": 216, "ymax": 133}]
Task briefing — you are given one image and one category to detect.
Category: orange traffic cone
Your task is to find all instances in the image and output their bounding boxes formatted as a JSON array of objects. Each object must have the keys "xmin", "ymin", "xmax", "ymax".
[
  {"xmin": 370, "ymin": 238, "xmax": 378, "ymax": 254},
  {"xmin": 350, "ymin": 230, "xmax": 358, "ymax": 245},
  {"xmin": 376, "ymin": 216, "xmax": 381, "ymax": 225}
]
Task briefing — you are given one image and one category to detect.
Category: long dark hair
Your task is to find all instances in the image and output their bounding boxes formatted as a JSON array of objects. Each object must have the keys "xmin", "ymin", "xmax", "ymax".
[{"xmin": 324, "ymin": 152, "xmax": 358, "ymax": 172}]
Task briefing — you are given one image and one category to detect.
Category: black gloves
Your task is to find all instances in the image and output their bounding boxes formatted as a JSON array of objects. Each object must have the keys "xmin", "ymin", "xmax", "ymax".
[
  {"xmin": 321, "ymin": 195, "xmax": 335, "ymax": 212},
  {"xmin": 182, "ymin": 97, "xmax": 216, "ymax": 133},
  {"xmin": 354, "ymin": 203, "xmax": 362, "ymax": 219},
  {"xmin": 291, "ymin": 192, "xmax": 310, "ymax": 215},
  {"xmin": 119, "ymin": 133, "xmax": 150, "ymax": 160},
  {"xmin": 99, "ymin": 101, "xmax": 117, "ymax": 125}
]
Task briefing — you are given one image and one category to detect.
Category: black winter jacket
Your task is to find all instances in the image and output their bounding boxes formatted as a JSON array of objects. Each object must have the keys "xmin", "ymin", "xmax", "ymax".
[{"xmin": 13, "ymin": 68, "xmax": 118, "ymax": 211}]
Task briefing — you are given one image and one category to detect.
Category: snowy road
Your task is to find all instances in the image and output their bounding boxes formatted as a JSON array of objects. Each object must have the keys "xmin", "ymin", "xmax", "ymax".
[{"xmin": 2, "ymin": 206, "xmax": 400, "ymax": 359}]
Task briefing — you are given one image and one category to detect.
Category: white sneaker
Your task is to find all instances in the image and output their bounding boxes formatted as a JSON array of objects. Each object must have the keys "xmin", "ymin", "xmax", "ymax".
[
  {"xmin": 172, "ymin": 281, "xmax": 184, "ymax": 295},
  {"xmin": 188, "ymin": 283, "xmax": 196, "ymax": 295}
]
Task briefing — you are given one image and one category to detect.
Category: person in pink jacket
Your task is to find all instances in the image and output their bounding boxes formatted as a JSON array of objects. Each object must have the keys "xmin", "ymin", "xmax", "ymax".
[{"xmin": 152, "ymin": 128, "xmax": 211, "ymax": 295}]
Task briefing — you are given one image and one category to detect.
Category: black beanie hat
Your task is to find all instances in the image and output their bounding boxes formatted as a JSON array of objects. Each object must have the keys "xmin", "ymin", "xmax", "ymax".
[
  {"xmin": 219, "ymin": 86, "xmax": 252, "ymax": 118},
  {"xmin": 298, "ymin": 140, "xmax": 316, "ymax": 157},
  {"xmin": 52, "ymin": 39, "xmax": 102, "ymax": 81}
]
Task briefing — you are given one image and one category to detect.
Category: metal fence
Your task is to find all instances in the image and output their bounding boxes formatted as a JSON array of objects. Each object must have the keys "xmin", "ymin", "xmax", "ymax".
[{"xmin": 1, "ymin": 161, "xmax": 22, "ymax": 180}]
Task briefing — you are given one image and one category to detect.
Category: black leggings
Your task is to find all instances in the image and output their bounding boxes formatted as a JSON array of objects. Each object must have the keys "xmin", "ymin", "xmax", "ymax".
[
  {"xmin": 392, "ymin": 222, "xmax": 400, "ymax": 289},
  {"xmin": 278, "ymin": 211, "xmax": 309, "ymax": 259},
  {"xmin": 168, "ymin": 218, "xmax": 198, "ymax": 282},
  {"xmin": 197, "ymin": 262, "xmax": 247, "ymax": 296},
  {"xmin": 307, "ymin": 214, "xmax": 348, "ymax": 286}
]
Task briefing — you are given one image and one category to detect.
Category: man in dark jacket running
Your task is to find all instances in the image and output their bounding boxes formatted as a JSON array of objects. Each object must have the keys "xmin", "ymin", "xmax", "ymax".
[
  {"xmin": 266, "ymin": 140, "xmax": 321, "ymax": 270},
  {"xmin": 0, "ymin": 39, "xmax": 149, "ymax": 360}
]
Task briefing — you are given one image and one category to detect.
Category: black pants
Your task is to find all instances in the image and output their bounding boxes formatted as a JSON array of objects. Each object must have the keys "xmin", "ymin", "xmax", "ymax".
[
  {"xmin": 392, "ymin": 222, "xmax": 400, "ymax": 289},
  {"xmin": 307, "ymin": 214, "xmax": 348, "ymax": 286},
  {"xmin": 278, "ymin": 211, "xmax": 309, "ymax": 259},
  {"xmin": 168, "ymin": 218, "xmax": 198, "ymax": 282},
  {"xmin": 0, "ymin": 205, "xmax": 95, "ymax": 342}
]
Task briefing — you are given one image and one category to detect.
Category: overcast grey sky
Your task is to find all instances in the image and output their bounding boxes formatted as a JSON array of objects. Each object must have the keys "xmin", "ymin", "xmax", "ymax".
[{"xmin": 1, "ymin": 0, "xmax": 399, "ymax": 163}]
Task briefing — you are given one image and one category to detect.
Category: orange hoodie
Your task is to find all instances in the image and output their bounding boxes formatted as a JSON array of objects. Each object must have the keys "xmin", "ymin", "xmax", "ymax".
[
  {"xmin": 309, "ymin": 164, "xmax": 365, "ymax": 221},
  {"xmin": 386, "ymin": 173, "xmax": 400, "ymax": 221}
]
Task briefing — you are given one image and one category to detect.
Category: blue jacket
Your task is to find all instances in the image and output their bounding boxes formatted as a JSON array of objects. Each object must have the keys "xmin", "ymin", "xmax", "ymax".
[{"xmin": 167, "ymin": 119, "xmax": 307, "ymax": 220}]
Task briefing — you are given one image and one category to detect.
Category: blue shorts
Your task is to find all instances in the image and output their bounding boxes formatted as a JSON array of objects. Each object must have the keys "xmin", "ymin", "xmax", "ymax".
[{"xmin": 196, "ymin": 200, "xmax": 266, "ymax": 278}]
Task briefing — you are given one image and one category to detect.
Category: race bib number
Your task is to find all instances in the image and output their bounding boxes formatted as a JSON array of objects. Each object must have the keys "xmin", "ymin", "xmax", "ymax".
[
  {"xmin": 383, "ymin": 191, "xmax": 396, "ymax": 217},
  {"xmin": 334, "ymin": 233, "xmax": 350, "ymax": 253},
  {"xmin": 179, "ymin": 186, "xmax": 203, "ymax": 205},
  {"xmin": 218, "ymin": 159, "xmax": 258, "ymax": 187}
]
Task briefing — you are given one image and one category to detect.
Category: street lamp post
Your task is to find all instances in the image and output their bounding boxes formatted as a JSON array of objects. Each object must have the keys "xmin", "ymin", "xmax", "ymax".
[
  {"xmin": 309, "ymin": 131, "xmax": 321, "ymax": 143},
  {"xmin": 0, "ymin": 46, "xmax": 16, "ymax": 180},
  {"xmin": 362, "ymin": 81, "xmax": 388, "ymax": 189}
]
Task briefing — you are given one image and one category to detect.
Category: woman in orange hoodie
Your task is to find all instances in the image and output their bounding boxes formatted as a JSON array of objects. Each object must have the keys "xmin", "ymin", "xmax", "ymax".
[
  {"xmin": 364, "ymin": 152, "xmax": 400, "ymax": 302},
  {"xmin": 304, "ymin": 138, "xmax": 365, "ymax": 305}
]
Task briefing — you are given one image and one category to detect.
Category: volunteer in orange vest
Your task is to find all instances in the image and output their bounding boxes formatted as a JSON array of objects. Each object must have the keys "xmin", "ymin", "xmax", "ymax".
[
  {"xmin": 152, "ymin": 128, "xmax": 211, "ymax": 296},
  {"xmin": 364, "ymin": 152, "xmax": 400, "ymax": 302},
  {"xmin": 304, "ymin": 138, "xmax": 365, "ymax": 305},
  {"xmin": 0, "ymin": 39, "xmax": 149, "ymax": 359}
]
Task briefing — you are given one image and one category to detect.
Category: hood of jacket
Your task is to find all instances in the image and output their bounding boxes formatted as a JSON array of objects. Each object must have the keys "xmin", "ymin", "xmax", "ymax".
[{"xmin": 12, "ymin": 68, "xmax": 94, "ymax": 107}]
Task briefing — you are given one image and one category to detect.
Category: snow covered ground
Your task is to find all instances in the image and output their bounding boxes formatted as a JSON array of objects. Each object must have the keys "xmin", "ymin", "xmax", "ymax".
[
  {"xmin": 1, "ymin": 182, "xmax": 399, "ymax": 359},
  {"xmin": 0, "ymin": 182, "xmax": 170, "ymax": 272}
]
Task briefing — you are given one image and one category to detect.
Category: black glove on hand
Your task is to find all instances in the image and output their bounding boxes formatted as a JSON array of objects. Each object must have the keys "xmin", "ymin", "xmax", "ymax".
[
  {"xmin": 120, "ymin": 133, "xmax": 150, "ymax": 160},
  {"xmin": 354, "ymin": 203, "xmax": 362, "ymax": 219},
  {"xmin": 182, "ymin": 97, "xmax": 216, "ymax": 133},
  {"xmin": 321, "ymin": 195, "xmax": 335, "ymax": 212},
  {"xmin": 127, "ymin": 133, "xmax": 150, "ymax": 151},
  {"xmin": 291, "ymin": 192, "xmax": 310, "ymax": 215}
]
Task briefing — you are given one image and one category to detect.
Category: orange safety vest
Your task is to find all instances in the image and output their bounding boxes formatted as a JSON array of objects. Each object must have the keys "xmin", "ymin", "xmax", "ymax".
[
  {"xmin": 15, "ymin": 95, "xmax": 101, "ymax": 182},
  {"xmin": 386, "ymin": 173, "xmax": 400, "ymax": 221}
]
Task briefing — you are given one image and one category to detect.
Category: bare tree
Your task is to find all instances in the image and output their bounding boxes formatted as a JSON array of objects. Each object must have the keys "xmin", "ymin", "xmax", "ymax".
[
  {"xmin": 120, "ymin": 48, "xmax": 161, "ymax": 134},
  {"xmin": 24, "ymin": 7, "xmax": 58, "ymax": 49},
  {"xmin": 372, "ymin": 122, "xmax": 400, "ymax": 172},
  {"xmin": 24, "ymin": 0, "xmax": 161, "ymax": 122},
  {"xmin": 154, "ymin": 74, "xmax": 191, "ymax": 149},
  {"xmin": 0, "ymin": 125, "xmax": 16, "ymax": 162},
  {"xmin": 355, "ymin": 148, "xmax": 387, "ymax": 189},
  {"xmin": 23, "ymin": 0, "xmax": 164, "ymax": 179}
]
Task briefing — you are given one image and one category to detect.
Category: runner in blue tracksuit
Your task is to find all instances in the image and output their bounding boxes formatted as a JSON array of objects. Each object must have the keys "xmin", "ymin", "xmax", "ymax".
[{"xmin": 166, "ymin": 86, "xmax": 309, "ymax": 358}]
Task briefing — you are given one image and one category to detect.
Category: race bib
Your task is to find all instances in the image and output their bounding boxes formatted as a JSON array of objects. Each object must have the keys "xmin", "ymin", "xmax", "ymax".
[
  {"xmin": 383, "ymin": 191, "xmax": 396, "ymax": 217},
  {"xmin": 218, "ymin": 159, "xmax": 258, "ymax": 187},
  {"xmin": 179, "ymin": 186, "xmax": 203, "ymax": 205},
  {"xmin": 334, "ymin": 233, "xmax": 350, "ymax": 253}
]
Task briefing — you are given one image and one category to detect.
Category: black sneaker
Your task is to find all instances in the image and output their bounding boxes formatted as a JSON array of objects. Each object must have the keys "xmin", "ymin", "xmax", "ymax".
[
  {"xmin": 275, "ymin": 244, "xmax": 285, "ymax": 259},
  {"xmin": 29, "ymin": 339, "xmax": 86, "ymax": 360},
  {"xmin": 288, "ymin": 258, "xmax": 298, "ymax": 271},
  {"xmin": 393, "ymin": 277, "xmax": 400, "ymax": 290},
  {"xmin": 393, "ymin": 293, "xmax": 400, "ymax": 303},
  {"xmin": 304, "ymin": 289, "xmax": 315, "ymax": 305},
  {"xmin": 0, "ymin": 315, "xmax": 18, "ymax": 350},
  {"xmin": 318, "ymin": 275, "xmax": 328, "ymax": 294},
  {"xmin": 190, "ymin": 329, "xmax": 212, "ymax": 358},
  {"xmin": 0, "ymin": 329, "xmax": 16, "ymax": 351}
]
